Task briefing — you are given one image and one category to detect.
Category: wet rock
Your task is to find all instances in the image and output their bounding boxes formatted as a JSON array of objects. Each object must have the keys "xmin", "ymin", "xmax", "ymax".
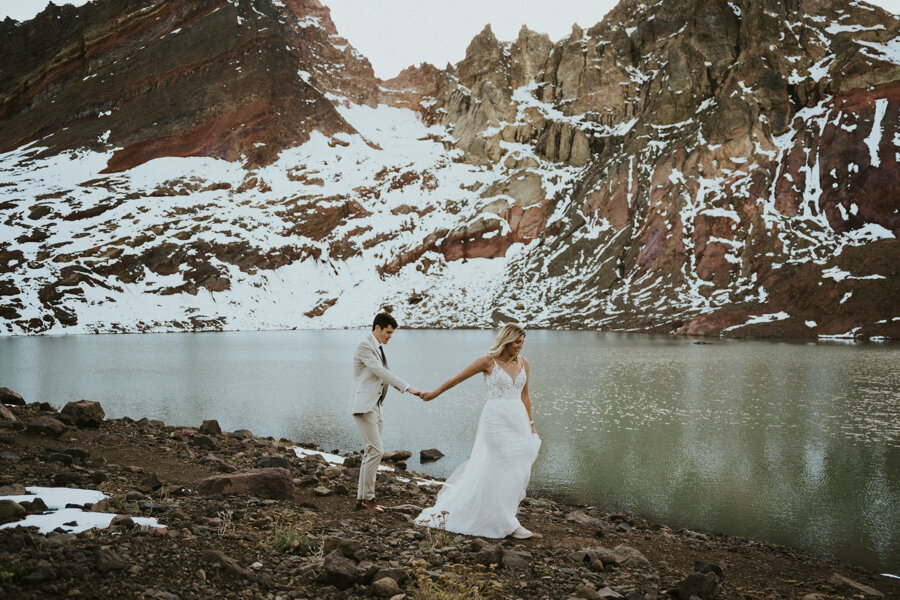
[
  {"xmin": 58, "ymin": 400, "xmax": 105, "ymax": 427},
  {"xmin": 382, "ymin": 450, "xmax": 412, "ymax": 463},
  {"xmin": 0, "ymin": 451, "xmax": 21, "ymax": 462},
  {"xmin": 372, "ymin": 576, "xmax": 402, "ymax": 597},
  {"xmin": 670, "ymin": 572, "xmax": 720, "ymax": 600},
  {"xmin": 343, "ymin": 455, "xmax": 362, "ymax": 468},
  {"xmin": 0, "ymin": 499, "xmax": 26, "ymax": 524},
  {"xmin": 196, "ymin": 467, "xmax": 293, "ymax": 500},
  {"xmin": 199, "ymin": 419, "xmax": 221, "ymax": 436},
  {"xmin": 0, "ymin": 388, "xmax": 25, "ymax": 405},
  {"xmin": 827, "ymin": 574, "xmax": 884, "ymax": 598},
  {"xmin": 201, "ymin": 549, "xmax": 254, "ymax": 579},
  {"xmin": 321, "ymin": 551, "xmax": 359, "ymax": 589},
  {"xmin": 255, "ymin": 456, "xmax": 292, "ymax": 470},
  {"xmin": 26, "ymin": 416, "xmax": 67, "ymax": 437},
  {"xmin": 615, "ymin": 522, "xmax": 632, "ymax": 533},
  {"xmin": 420, "ymin": 448, "xmax": 444, "ymax": 462}
]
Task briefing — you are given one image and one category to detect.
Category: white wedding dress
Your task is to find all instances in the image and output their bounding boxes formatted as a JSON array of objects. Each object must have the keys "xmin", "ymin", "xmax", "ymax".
[{"xmin": 415, "ymin": 359, "xmax": 541, "ymax": 538}]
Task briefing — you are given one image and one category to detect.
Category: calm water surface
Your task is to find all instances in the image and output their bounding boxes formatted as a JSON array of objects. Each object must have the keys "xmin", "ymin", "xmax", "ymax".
[{"xmin": 1, "ymin": 330, "xmax": 898, "ymax": 572}]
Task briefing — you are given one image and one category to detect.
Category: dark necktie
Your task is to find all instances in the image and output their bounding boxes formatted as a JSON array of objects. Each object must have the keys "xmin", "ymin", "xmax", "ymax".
[{"xmin": 377, "ymin": 346, "xmax": 387, "ymax": 405}]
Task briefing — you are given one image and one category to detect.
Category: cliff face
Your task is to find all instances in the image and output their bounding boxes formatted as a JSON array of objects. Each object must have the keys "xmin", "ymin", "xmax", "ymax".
[
  {"xmin": 0, "ymin": 0, "xmax": 897, "ymax": 339},
  {"xmin": 0, "ymin": 0, "xmax": 375, "ymax": 170}
]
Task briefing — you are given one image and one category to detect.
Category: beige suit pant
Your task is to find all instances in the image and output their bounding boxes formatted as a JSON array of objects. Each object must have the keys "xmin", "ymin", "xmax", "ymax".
[{"xmin": 353, "ymin": 404, "xmax": 384, "ymax": 501}]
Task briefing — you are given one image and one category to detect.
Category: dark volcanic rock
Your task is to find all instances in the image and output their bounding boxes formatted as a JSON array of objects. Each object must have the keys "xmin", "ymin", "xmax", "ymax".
[
  {"xmin": 26, "ymin": 416, "xmax": 67, "ymax": 437},
  {"xmin": 0, "ymin": 388, "xmax": 25, "ymax": 405},
  {"xmin": 196, "ymin": 467, "xmax": 293, "ymax": 500},
  {"xmin": 58, "ymin": 400, "xmax": 105, "ymax": 427},
  {"xmin": 419, "ymin": 448, "xmax": 445, "ymax": 462},
  {"xmin": 0, "ymin": 499, "xmax": 26, "ymax": 524},
  {"xmin": 199, "ymin": 419, "xmax": 222, "ymax": 436}
]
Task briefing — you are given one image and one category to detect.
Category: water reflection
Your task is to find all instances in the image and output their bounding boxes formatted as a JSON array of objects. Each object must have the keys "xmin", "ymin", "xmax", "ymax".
[{"xmin": 0, "ymin": 329, "xmax": 897, "ymax": 572}]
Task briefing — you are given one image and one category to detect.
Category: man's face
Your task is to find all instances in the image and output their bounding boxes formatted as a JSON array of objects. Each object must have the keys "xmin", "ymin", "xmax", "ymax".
[{"xmin": 373, "ymin": 325, "xmax": 395, "ymax": 344}]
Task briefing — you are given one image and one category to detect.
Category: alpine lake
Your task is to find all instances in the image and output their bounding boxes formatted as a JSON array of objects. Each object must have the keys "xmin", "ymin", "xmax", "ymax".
[{"xmin": 1, "ymin": 329, "xmax": 897, "ymax": 573}]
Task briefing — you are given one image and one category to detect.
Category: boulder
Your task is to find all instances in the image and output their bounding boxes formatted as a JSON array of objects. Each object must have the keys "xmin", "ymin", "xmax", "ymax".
[
  {"xmin": 26, "ymin": 416, "xmax": 67, "ymax": 437},
  {"xmin": 196, "ymin": 468, "xmax": 293, "ymax": 500},
  {"xmin": 0, "ymin": 388, "xmax": 25, "ymax": 405},
  {"xmin": 420, "ymin": 448, "xmax": 444, "ymax": 462},
  {"xmin": 473, "ymin": 543, "xmax": 504, "ymax": 566},
  {"xmin": 58, "ymin": 400, "xmax": 105, "ymax": 427},
  {"xmin": 671, "ymin": 572, "xmax": 720, "ymax": 600},
  {"xmin": 320, "ymin": 552, "xmax": 359, "ymax": 589},
  {"xmin": 0, "ymin": 500, "xmax": 26, "ymax": 524},
  {"xmin": 0, "ymin": 404, "xmax": 17, "ymax": 424},
  {"xmin": 382, "ymin": 450, "xmax": 412, "ymax": 462},
  {"xmin": 611, "ymin": 545, "xmax": 650, "ymax": 567},
  {"xmin": 199, "ymin": 419, "xmax": 221, "ymax": 435},
  {"xmin": 372, "ymin": 576, "xmax": 401, "ymax": 597}
]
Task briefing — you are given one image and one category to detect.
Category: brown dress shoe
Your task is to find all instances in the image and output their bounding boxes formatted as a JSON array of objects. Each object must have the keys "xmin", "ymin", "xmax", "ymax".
[{"xmin": 355, "ymin": 499, "xmax": 384, "ymax": 513}]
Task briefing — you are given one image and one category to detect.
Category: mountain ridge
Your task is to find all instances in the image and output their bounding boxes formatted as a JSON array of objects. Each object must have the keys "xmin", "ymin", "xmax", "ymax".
[{"xmin": 0, "ymin": 0, "xmax": 897, "ymax": 339}]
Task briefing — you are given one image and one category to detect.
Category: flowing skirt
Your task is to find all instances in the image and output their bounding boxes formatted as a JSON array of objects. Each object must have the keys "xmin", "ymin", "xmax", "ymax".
[{"xmin": 415, "ymin": 396, "xmax": 541, "ymax": 538}]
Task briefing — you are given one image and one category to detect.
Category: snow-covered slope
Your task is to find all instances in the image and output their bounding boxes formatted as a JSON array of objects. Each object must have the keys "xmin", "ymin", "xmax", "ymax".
[{"xmin": 0, "ymin": 0, "xmax": 898, "ymax": 339}]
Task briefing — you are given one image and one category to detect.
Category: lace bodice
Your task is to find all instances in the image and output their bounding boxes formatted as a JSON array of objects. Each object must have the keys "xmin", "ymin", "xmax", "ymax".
[{"xmin": 484, "ymin": 359, "xmax": 526, "ymax": 400}]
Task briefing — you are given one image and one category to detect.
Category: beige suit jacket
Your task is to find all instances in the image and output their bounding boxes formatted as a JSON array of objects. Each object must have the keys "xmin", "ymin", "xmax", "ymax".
[{"xmin": 349, "ymin": 334, "xmax": 409, "ymax": 415}]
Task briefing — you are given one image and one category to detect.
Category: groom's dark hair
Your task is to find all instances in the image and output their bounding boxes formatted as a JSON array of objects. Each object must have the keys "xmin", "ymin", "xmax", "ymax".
[{"xmin": 372, "ymin": 312, "xmax": 398, "ymax": 330}]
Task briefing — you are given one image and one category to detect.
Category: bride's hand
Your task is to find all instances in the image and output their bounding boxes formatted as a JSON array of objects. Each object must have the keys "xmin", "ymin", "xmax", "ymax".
[
  {"xmin": 530, "ymin": 424, "xmax": 536, "ymax": 434},
  {"xmin": 422, "ymin": 390, "xmax": 438, "ymax": 401}
]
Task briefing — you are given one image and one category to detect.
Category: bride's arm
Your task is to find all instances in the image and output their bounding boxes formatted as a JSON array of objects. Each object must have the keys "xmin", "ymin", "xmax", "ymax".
[
  {"xmin": 421, "ymin": 356, "xmax": 491, "ymax": 401},
  {"xmin": 521, "ymin": 357, "xmax": 536, "ymax": 433}
]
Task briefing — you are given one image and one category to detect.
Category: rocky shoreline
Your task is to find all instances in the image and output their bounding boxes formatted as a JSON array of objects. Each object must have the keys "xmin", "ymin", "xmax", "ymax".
[{"xmin": 0, "ymin": 391, "xmax": 896, "ymax": 600}]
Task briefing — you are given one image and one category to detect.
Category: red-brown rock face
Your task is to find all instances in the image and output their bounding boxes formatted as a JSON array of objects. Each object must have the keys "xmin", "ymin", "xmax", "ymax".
[
  {"xmin": 0, "ymin": 0, "xmax": 374, "ymax": 171},
  {"xmin": 0, "ymin": 0, "xmax": 896, "ymax": 339}
]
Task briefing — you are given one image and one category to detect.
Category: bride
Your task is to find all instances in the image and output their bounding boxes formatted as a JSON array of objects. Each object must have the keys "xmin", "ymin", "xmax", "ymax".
[{"xmin": 416, "ymin": 323, "xmax": 541, "ymax": 539}]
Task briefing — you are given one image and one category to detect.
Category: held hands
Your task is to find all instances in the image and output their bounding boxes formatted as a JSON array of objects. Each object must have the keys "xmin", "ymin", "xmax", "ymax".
[{"xmin": 411, "ymin": 389, "xmax": 438, "ymax": 401}]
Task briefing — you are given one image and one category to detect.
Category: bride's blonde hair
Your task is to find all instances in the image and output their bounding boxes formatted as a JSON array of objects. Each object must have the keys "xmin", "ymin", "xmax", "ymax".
[{"xmin": 487, "ymin": 323, "xmax": 526, "ymax": 360}]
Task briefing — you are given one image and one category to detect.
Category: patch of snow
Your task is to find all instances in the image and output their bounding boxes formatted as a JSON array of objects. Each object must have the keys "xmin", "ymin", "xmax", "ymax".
[{"xmin": 0, "ymin": 487, "xmax": 163, "ymax": 534}]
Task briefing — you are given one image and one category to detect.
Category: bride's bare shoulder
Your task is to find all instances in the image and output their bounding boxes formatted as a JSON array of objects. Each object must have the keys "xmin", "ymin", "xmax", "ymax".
[{"xmin": 474, "ymin": 355, "xmax": 494, "ymax": 372}]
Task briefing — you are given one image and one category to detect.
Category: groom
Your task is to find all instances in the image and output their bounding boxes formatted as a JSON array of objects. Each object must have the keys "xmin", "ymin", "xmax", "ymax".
[{"xmin": 350, "ymin": 312, "xmax": 422, "ymax": 512}]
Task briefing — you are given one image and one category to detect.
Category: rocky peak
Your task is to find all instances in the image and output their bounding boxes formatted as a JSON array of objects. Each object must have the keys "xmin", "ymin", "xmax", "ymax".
[{"xmin": 509, "ymin": 26, "xmax": 553, "ymax": 88}]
